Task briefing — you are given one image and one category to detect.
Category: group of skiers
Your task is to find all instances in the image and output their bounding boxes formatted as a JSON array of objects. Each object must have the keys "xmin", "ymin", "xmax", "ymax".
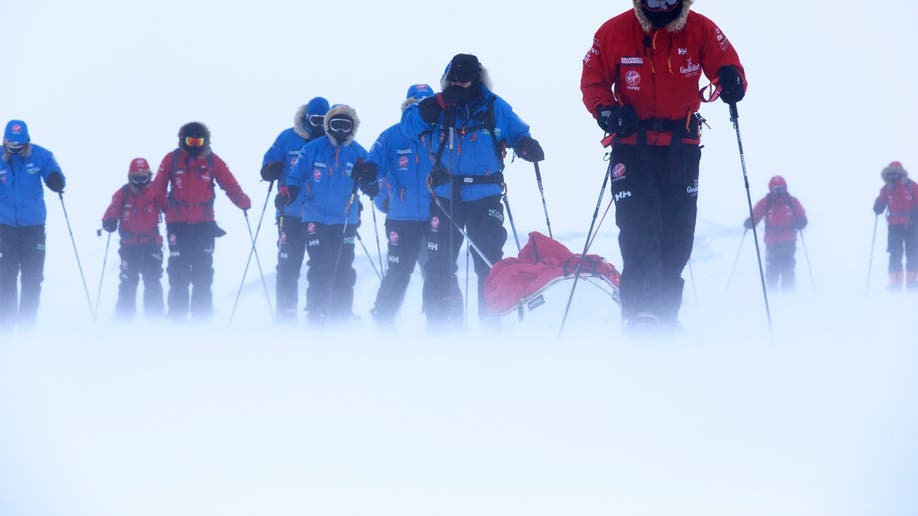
[{"xmin": 2, "ymin": 0, "xmax": 914, "ymax": 335}]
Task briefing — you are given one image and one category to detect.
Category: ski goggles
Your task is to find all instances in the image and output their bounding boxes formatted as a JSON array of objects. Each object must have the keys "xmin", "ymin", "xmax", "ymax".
[
  {"xmin": 771, "ymin": 187, "xmax": 786, "ymax": 194},
  {"xmin": 307, "ymin": 114, "xmax": 326, "ymax": 127},
  {"xmin": 184, "ymin": 136, "xmax": 205, "ymax": 148},
  {"xmin": 4, "ymin": 142, "xmax": 25, "ymax": 154},
  {"xmin": 130, "ymin": 174, "xmax": 151, "ymax": 186},
  {"xmin": 642, "ymin": 0, "xmax": 679, "ymax": 11},
  {"xmin": 327, "ymin": 117, "xmax": 353, "ymax": 133}
]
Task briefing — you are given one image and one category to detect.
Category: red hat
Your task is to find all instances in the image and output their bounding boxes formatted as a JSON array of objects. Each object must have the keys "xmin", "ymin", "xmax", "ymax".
[
  {"xmin": 128, "ymin": 157, "xmax": 151, "ymax": 175},
  {"xmin": 768, "ymin": 175, "xmax": 787, "ymax": 192}
]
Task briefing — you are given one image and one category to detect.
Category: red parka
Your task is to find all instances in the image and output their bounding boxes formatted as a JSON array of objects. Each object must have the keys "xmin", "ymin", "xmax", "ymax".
[
  {"xmin": 875, "ymin": 181, "xmax": 918, "ymax": 226},
  {"xmin": 581, "ymin": 4, "xmax": 745, "ymax": 146},
  {"xmin": 751, "ymin": 193, "xmax": 807, "ymax": 245},
  {"xmin": 102, "ymin": 183, "xmax": 168, "ymax": 246},
  {"xmin": 153, "ymin": 148, "xmax": 250, "ymax": 224}
]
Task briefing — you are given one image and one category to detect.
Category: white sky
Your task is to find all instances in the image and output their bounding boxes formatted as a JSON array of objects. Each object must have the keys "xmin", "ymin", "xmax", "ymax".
[{"xmin": 2, "ymin": 1, "xmax": 917, "ymax": 515}]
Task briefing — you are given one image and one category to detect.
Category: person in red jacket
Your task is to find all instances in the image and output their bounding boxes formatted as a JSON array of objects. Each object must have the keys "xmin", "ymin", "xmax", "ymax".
[
  {"xmin": 153, "ymin": 122, "xmax": 252, "ymax": 320},
  {"xmin": 581, "ymin": 0, "xmax": 746, "ymax": 333},
  {"xmin": 744, "ymin": 176, "xmax": 807, "ymax": 291},
  {"xmin": 873, "ymin": 161, "xmax": 918, "ymax": 289},
  {"xmin": 101, "ymin": 158, "xmax": 168, "ymax": 318}
]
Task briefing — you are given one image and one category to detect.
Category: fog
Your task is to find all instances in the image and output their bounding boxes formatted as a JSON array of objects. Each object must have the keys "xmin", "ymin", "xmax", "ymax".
[{"xmin": 2, "ymin": 1, "xmax": 917, "ymax": 515}]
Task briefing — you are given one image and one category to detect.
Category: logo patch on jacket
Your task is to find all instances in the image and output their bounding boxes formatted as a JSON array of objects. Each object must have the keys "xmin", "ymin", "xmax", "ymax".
[
  {"xmin": 620, "ymin": 57, "xmax": 643, "ymax": 65},
  {"xmin": 398, "ymin": 156, "xmax": 409, "ymax": 169},
  {"xmin": 430, "ymin": 216, "xmax": 440, "ymax": 231},
  {"xmin": 625, "ymin": 70, "xmax": 641, "ymax": 90},
  {"xmin": 313, "ymin": 168, "xmax": 322, "ymax": 181},
  {"xmin": 389, "ymin": 231, "xmax": 400, "ymax": 245},
  {"xmin": 612, "ymin": 163, "xmax": 627, "ymax": 182}
]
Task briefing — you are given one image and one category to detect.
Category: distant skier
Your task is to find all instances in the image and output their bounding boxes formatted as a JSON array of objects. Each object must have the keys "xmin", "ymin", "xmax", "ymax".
[
  {"xmin": 744, "ymin": 175, "xmax": 807, "ymax": 291},
  {"xmin": 0, "ymin": 120, "xmax": 66, "ymax": 328},
  {"xmin": 872, "ymin": 161, "xmax": 918, "ymax": 290},
  {"xmin": 101, "ymin": 158, "xmax": 168, "ymax": 319},
  {"xmin": 153, "ymin": 122, "xmax": 252, "ymax": 321},
  {"xmin": 261, "ymin": 97, "xmax": 330, "ymax": 322},
  {"xmin": 356, "ymin": 84, "xmax": 435, "ymax": 327}
]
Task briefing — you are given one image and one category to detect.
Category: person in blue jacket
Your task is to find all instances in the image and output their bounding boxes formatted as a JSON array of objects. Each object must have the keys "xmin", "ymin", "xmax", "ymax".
[
  {"xmin": 0, "ymin": 120, "xmax": 66, "ymax": 328},
  {"xmin": 355, "ymin": 84, "xmax": 435, "ymax": 326},
  {"xmin": 401, "ymin": 54, "xmax": 544, "ymax": 329},
  {"xmin": 281, "ymin": 104, "xmax": 375, "ymax": 325},
  {"xmin": 261, "ymin": 97, "xmax": 330, "ymax": 321}
]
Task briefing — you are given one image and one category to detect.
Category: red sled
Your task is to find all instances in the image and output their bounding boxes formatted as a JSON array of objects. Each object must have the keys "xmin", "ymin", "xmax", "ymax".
[{"xmin": 483, "ymin": 231, "xmax": 621, "ymax": 318}]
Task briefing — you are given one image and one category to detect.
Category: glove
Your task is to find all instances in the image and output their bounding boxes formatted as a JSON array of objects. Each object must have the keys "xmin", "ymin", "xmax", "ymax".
[
  {"xmin": 352, "ymin": 159, "xmax": 378, "ymax": 183},
  {"xmin": 596, "ymin": 105, "xmax": 638, "ymax": 137},
  {"xmin": 102, "ymin": 219, "xmax": 118, "ymax": 233},
  {"xmin": 515, "ymin": 137, "xmax": 544, "ymax": 162},
  {"xmin": 261, "ymin": 161, "xmax": 283, "ymax": 182},
  {"xmin": 46, "ymin": 171, "xmax": 65, "ymax": 193},
  {"xmin": 717, "ymin": 65, "xmax": 746, "ymax": 104},
  {"xmin": 274, "ymin": 185, "xmax": 300, "ymax": 210},
  {"xmin": 361, "ymin": 180, "xmax": 380, "ymax": 198},
  {"xmin": 873, "ymin": 200, "xmax": 885, "ymax": 215},
  {"xmin": 743, "ymin": 217, "xmax": 754, "ymax": 229},
  {"xmin": 237, "ymin": 193, "xmax": 252, "ymax": 211},
  {"xmin": 418, "ymin": 96, "xmax": 444, "ymax": 125},
  {"xmin": 794, "ymin": 217, "xmax": 807, "ymax": 230}
]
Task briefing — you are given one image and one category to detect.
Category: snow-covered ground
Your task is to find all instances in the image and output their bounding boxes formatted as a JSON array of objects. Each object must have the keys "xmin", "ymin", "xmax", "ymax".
[{"xmin": 2, "ymin": 1, "xmax": 917, "ymax": 515}]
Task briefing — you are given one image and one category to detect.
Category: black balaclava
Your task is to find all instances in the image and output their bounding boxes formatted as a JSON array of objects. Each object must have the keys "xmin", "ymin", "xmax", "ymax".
[
  {"xmin": 179, "ymin": 122, "xmax": 209, "ymax": 157},
  {"xmin": 641, "ymin": 0, "xmax": 683, "ymax": 28},
  {"xmin": 326, "ymin": 114, "xmax": 354, "ymax": 146},
  {"xmin": 446, "ymin": 53, "xmax": 484, "ymax": 103}
]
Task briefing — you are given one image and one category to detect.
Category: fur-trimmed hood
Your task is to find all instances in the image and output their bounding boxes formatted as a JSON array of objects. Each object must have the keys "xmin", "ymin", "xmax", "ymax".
[
  {"xmin": 324, "ymin": 104, "xmax": 360, "ymax": 147},
  {"xmin": 2, "ymin": 142, "xmax": 32, "ymax": 161},
  {"xmin": 882, "ymin": 161, "xmax": 909, "ymax": 184},
  {"xmin": 294, "ymin": 104, "xmax": 310, "ymax": 140},
  {"xmin": 633, "ymin": 0, "xmax": 693, "ymax": 33}
]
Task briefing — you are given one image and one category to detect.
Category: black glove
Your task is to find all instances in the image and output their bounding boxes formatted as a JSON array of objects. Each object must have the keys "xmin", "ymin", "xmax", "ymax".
[
  {"xmin": 361, "ymin": 180, "xmax": 380, "ymax": 198},
  {"xmin": 102, "ymin": 219, "xmax": 118, "ymax": 233},
  {"xmin": 794, "ymin": 217, "xmax": 807, "ymax": 230},
  {"xmin": 274, "ymin": 185, "xmax": 300, "ymax": 210},
  {"xmin": 596, "ymin": 105, "xmax": 638, "ymax": 137},
  {"xmin": 717, "ymin": 65, "xmax": 745, "ymax": 104},
  {"xmin": 352, "ymin": 160, "xmax": 378, "ymax": 183},
  {"xmin": 418, "ymin": 96, "xmax": 444, "ymax": 125},
  {"xmin": 261, "ymin": 161, "xmax": 283, "ymax": 182},
  {"xmin": 46, "ymin": 171, "xmax": 65, "ymax": 193},
  {"xmin": 515, "ymin": 137, "xmax": 544, "ymax": 162},
  {"xmin": 873, "ymin": 200, "xmax": 885, "ymax": 215},
  {"xmin": 743, "ymin": 217, "xmax": 754, "ymax": 230}
]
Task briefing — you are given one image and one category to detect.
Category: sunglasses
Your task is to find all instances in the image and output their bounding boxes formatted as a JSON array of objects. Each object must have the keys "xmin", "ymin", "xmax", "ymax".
[
  {"xmin": 184, "ymin": 136, "xmax": 205, "ymax": 147},
  {"xmin": 130, "ymin": 175, "xmax": 151, "ymax": 186},
  {"xmin": 307, "ymin": 114, "xmax": 326, "ymax": 127},
  {"xmin": 328, "ymin": 118, "xmax": 353, "ymax": 133}
]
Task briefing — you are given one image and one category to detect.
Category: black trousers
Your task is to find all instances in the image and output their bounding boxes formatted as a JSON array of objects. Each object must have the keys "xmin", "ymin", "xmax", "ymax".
[
  {"xmin": 609, "ymin": 143, "xmax": 700, "ymax": 323},
  {"xmin": 276, "ymin": 216, "xmax": 308, "ymax": 320},
  {"xmin": 887, "ymin": 224, "xmax": 918, "ymax": 273},
  {"xmin": 372, "ymin": 219, "xmax": 426, "ymax": 323},
  {"xmin": 0, "ymin": 224, "xmax": 46, "ymax": 326},
  {"xmin": 116, "ymin": 243, "xmax": 164, "ymax": 319},
  {"xmin": 765, "ymin": 241, "xmax": 796, "ymax": 291},
  {"xmin": 304, "ymin": 222, "xmax": 357, "ymax": 323},
  {"xmin": 423, "ymin": 195, "xmax": 507, "ymax": 327},
  {"xmin": 166, "ymin": 222, "xmax": 216, "ymax": 320}
]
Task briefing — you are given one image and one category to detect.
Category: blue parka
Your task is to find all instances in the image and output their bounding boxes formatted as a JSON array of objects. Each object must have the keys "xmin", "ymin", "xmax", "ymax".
[
  {"xmin": 0, "ymin": 144, "xmax": 63, "ymax": 226},
  {"xmin": 263, "ymin": 127, "xmax": 310, "ymax": 218},
  {"xmin": 400, "ymin": 85, "xmax": 531, "ymax": 202},
  {"xmin": 286, "ymin": 105, "xmax": 369, "ymax": 226},
  {"xmin": 368, "ymin": 123, "xmax": 433, "ymax": 222}
]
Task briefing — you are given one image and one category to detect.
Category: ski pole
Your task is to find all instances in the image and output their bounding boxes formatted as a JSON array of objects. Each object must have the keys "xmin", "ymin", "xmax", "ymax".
[
  {"xmin": 559, "ymin": 161, "xmax": 612, "ymax": 337},
  {"xmin": 328, "ymin": 178, "xmax": 362, "ymax": 310},
  {"xmin": 464, "ymin": 241, "xmax": 470, "ymax": 327},
  {"xmin": 369, "ymin": 200, "xmax": 385, "ymax": 276},
  {"xmin": 725, "ymin": 228, "xmax": 748, "ymax": 291},
  {"xmin": 502, "ymin": 187, "xmax": 522, "ymax": 253},
  {"xmin": 230, "ymin": 181, "xmax": 275, "ymax": 326},
  {"xmin": 866, "ymin": 213, "xmax": 879, "ymax": 296},
  {"xmin": 687, "ymin": 257, "xmax": 699, "ymax": 305},
  {"xmin": 729, "ymin": 103, "xmax": 772, "ymax": 335},
  {"xmin": 355, "ymin": 230, "xmax": 383, "ymax": 281},
  {"xmin": 244, "ymin": 209, "xmax": 274, "ymax": 317},
  {"xmin": 798, "ymin": 229, "xmax": 816, "ymax": 291},
  {"xmin": 94, "ymin": 229, "xmax": 112, "ymax": 317},
  {"xmin": 58, "ymin": 193, "xmax": 96, "ymax": 321},
  {"xmin": 533, "ymin": 162, "xmax": 553, "ymax": 239}
]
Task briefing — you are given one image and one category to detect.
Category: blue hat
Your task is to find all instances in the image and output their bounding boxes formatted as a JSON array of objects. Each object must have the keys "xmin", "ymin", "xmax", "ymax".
[
  {"xmin": 306, "ymin": 97, "xmax": 330, "ymax": 116},
  {"xmin": 4, "ymin": 120, "xmax": 30, "ymax": 144},
  {"xmin": 406, "ymin": 84, "xmax": 434, "ymax": 100}
]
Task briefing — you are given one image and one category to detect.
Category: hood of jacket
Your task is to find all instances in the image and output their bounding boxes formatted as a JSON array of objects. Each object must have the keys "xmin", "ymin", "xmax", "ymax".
[
  {"xmin": 324, "ymin": 104, "xmax": 360, "ymax": 147},
  {"xmin": 632, "ymin": 0, "xmax": 693, "ymax": 33},
  {"xmin": 882, "ymin": 161, "xmax": 909, "ymax": 184},
  {"xmin": 294, "ymin": 104, "xmax": 311, "ymax": 140}
]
